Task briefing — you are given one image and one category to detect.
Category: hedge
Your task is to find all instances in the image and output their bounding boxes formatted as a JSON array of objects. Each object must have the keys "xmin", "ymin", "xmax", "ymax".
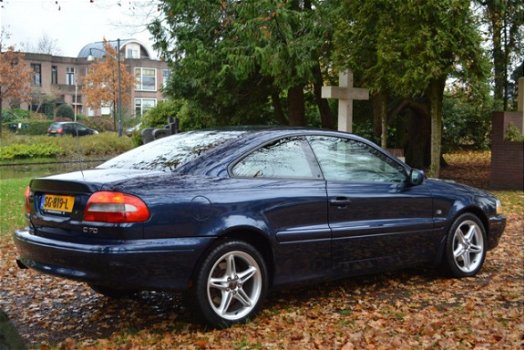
[
  {"xmin": 0, "ymin": 143, "xmax": 61, "ymax": 160},
  {"xmin": 3, "ymin": 120, "xmax": 51, "ymax": 135},
  {"xmin": 0, "ymin": 132, "xmax": 134, "ymax": 161}
]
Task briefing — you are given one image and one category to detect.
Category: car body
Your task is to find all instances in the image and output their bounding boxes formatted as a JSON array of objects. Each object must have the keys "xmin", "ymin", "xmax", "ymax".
[
  {"xmin": 48, "ymin": 122, "xmax": 98, "ymax": 137},
  {"xmin": 14, "ymin": 128, "xmax": 506, "ymax": 327}
]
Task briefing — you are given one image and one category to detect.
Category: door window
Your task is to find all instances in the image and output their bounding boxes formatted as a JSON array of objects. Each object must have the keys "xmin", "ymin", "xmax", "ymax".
[
  {"xmin": 232, "ymin": 138, "xmax": 318, "ymax": 179},
  {"xmin": 307, "ymin": 136, "xmax": 406, "ymax": 183}
]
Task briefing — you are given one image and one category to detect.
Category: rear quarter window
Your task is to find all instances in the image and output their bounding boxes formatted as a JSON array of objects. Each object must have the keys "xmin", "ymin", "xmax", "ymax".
[{"xmin": 99, "ymin": 131, "xmax": 246, "ymax": 172}]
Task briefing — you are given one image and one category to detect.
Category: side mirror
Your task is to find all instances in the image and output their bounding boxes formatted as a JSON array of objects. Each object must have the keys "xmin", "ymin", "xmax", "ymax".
[{"xmin": 409, "ymin": 169, "xmax": 425, "ymax": 186}]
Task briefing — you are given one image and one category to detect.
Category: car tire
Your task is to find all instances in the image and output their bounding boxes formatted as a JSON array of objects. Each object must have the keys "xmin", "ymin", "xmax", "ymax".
[
  {"xmin": 193, "ymin": 240, "xmax": 268, "ymax": 328},
  {"xmin": 443, "ymin": 213, "xmax": 487, "ymax": 277},
  {"xmin": 89, "ymin": 284, "xmax": 136, "ymax": 298}
]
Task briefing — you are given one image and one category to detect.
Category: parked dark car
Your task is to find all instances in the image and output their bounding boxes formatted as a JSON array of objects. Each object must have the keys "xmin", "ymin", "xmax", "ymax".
[
  {"xmin": 47, "ymin": 122, "xmax": 98, "ymax": 136},
  {"xmin": 14, "ymin": 128, "xmax": 505, "ymax": 327}
]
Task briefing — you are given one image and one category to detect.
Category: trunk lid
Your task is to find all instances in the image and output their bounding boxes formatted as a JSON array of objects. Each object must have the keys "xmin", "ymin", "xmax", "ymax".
[{"xmin": 28, "ymin": 168, "xmax": 165, "ymax": 241}]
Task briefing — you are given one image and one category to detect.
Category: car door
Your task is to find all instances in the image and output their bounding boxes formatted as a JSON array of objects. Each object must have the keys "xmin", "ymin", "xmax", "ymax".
[
  {"xmin": 229, "ymin": 136, "xmax": 331, "ymax": 285},
  {"xmin": 307, "ymin": 135, "xmax": 439, "ymax": 275},
  {"xmin": 63, "ymin": 123, "xmax": 73, "ymax": 136},
  {"xmin": 77, "ymin": 124, "xmax": 88, "ymax": 136}
]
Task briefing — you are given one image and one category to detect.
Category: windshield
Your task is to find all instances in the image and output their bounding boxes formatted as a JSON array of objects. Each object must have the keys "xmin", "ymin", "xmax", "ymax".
[{"xmin": 99, "ymin": 130, "xmax": 246, "ymax": 171}]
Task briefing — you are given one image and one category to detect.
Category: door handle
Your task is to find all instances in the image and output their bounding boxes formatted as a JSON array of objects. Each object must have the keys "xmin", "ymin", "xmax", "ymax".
[{"xmin": 329, "ymin": 197, "xmax": 351, "ymax": 207}]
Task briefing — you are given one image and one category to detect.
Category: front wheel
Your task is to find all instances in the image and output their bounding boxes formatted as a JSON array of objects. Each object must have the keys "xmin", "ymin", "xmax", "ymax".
[
  {"xmin": 193, "ymin": 240, "xmax": 268, "ymax": 328},
  {"xmin": 443, "ymin": 213, "xmax": 487, "ymax": 277}
]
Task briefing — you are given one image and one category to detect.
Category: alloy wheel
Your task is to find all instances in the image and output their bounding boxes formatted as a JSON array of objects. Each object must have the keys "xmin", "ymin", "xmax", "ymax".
[{"xmin": 206, "ymin": 250, "xmax": 262, "ymax": 321}]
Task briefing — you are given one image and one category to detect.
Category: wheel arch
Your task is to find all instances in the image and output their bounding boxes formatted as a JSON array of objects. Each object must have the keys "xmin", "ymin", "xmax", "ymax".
[
  {"xmin": 188, "ymin": 226, "xmax": 275, "ymax": 289},
  {"xmin": 452, "ymin": 206, "xmax": 490, "ymax": 236}
]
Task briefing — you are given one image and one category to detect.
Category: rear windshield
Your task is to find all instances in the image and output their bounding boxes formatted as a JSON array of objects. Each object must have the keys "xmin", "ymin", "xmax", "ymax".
[{"xmin": 98, "ymin": 130, "xmax": 246, "ymax": 171}]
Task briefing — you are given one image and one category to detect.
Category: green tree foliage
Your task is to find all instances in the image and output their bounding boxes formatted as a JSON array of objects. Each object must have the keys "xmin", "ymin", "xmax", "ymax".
[
  {"xmin": 476, "ymin": 0, "xmax": 523, "ymax": 111},
  {"xmin": 333, "ymin": 0, "xmax": 488, "ymax": 177},
  {"xmin": 142, "ymin": 99, "xmax": 211, "ymax": 132},
  {"xmin": 142, "ymin": 99, "xmax": 184, "ymax": 128},
  {"xmin": 442, "ymin": 89, "xmax": 493, "ymax": 151},
  {"xmin": 149, "ymin": 0, "xmax": 334, "ymax": 127},
  {"xmin": 55, "ymin": 104, "xmax": 74, "ymax": 119},
  {"xmin": 1, "ymin": 108, "xmax": 30, "ymax": 123}
]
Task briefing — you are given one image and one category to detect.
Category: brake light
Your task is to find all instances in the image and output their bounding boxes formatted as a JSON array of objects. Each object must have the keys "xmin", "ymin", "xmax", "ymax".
[
  {"xmin": 84, "ymin": 191, "xmax": 150, "ymax": 223},
  {"xmin": 24, "ymin": 186, "xmax": 31, "ymax": 214},
  {"xmin": 57, "ymin": 127, "xmax": 63, "ymax": 134}
]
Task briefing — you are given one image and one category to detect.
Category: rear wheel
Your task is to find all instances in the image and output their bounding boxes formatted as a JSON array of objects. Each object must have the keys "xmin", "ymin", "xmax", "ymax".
[
  {"xmin": 443, "ymin": 213, "xmax": 487, "ymax": 277},
  {"xmin": 194, "ymin": 240, "xmax": 268, "ymax": 328}
]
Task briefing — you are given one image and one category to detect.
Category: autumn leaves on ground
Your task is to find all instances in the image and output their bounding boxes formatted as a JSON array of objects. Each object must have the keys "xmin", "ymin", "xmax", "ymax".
[{"xmin": 0, "ymin": 151, "xmax": 523, "ymax": 349}]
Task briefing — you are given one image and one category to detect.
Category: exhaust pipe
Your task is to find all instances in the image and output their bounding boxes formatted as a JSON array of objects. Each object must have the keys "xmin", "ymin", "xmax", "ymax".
[{"xmin": 16, "ymin": 259, "xmax": 28, "ymax": 269}]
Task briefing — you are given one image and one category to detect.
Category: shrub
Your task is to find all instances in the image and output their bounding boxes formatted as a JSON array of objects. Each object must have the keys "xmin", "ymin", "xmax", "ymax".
[
  {"xmin": 76, "ymin": 132, "xmax": 133, "ymax": 156},
  {"xmin": 504, "ymin": 124, "xmax": 524, "ymax": 143},
  {"xmin": 82, "ymin": 116, "xmax": 114, "ymax": 132},
  {"xmin": 442, "ymin": 91, "xmax": 492, "ymax": 151},
  {"xmin": 142, "ymin": 99, "xmax": 184, "ymax": 128},
  {"xmin": 55, "ymin": 104, "xmax": 75, "ymax": 119},
  {"xmin": 0, "ymin": 133, "xmax": 134, "ymax": 161},
  {"xmin": 3, "ymin": 120, "xmax": 51, "ymax": 135},
  {"xmin": 0, "ymin": 143, "xmax": 61, "ymax": 160},
  {"xmin": 1, "ymin": 108, "xmax": 31, "ymax": 123},
  {"xmin": 18, "ymin": 120, "xmax": 51, "ymax": 135}
]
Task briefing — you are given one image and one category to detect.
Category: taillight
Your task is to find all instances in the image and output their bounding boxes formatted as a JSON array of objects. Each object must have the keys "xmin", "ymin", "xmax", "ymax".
[
  {"xmin": 84, "ymin": 191, "xmax": 150, "ymax": 223},
  {"xmin": 57, "ymin": 127, "xmax": 63, "ymax": 134},
  {"xmin": 24, "ymin": 186, "xmax": 31, "ymax": 214}
]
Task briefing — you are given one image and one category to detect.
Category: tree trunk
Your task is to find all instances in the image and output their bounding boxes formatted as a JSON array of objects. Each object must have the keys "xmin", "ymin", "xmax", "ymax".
[
  {"xmin": 312, "ymin": 63, "xmax": 333, "ymax": 129},
  {"xmin": 112, "ymin": 100, "xmax": 117, "ymax": 132},
  {"xmin": 372, "ymin": 92, "xmax": 387, "ymax": 148},
  {"xmin": 271, "ymin": 91, "xmax": 288, "ymax": 125},
  {"xmin": 428, "ymin": 77, "xmax": 446, "ymax": 178},
  {"xmin": 287, "ymin": 85, "xmax": 306, "ymax": 126},
  {"xmin": 489, "ymin": 2, "xmax": 505, "ymax": 110}
]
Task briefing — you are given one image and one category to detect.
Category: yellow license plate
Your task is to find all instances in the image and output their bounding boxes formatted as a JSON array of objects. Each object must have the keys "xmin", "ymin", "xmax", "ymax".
[{"xmin": 42, "ymin": 194, "xmax": 75, "ymax": 213}]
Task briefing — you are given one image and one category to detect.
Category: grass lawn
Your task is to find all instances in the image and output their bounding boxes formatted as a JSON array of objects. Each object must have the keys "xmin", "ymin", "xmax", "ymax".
[{"xmin": 0, "ymin": 177, "xmax": 31, "ymax": 238}]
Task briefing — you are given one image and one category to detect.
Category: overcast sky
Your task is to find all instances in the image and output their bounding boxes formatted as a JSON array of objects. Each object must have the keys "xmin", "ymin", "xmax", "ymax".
[{"xmin": 1, "ymin": 0, "xmax": 160, "ymax": 57}]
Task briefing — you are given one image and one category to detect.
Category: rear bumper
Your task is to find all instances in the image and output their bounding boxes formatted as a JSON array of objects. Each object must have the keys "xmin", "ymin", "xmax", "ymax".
[
  {"xmin": 487, "ymin": 215, "xmax": 506, "ymax": 250},
  {"xmin": 13, "ymin": 228, "xmax": 214, "ymax": 291}
]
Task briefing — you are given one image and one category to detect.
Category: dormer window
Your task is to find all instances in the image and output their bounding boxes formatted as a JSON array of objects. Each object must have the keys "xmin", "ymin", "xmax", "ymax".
[{"xmin": 126, "ymin": 43, "xmax": 140, "ymax": 59}]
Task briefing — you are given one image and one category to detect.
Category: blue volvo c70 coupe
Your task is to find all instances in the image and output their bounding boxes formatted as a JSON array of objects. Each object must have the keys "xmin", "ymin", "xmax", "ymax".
[{"xmin": 14, "ymin": 128, "xmax": 506, "ymax": 327}]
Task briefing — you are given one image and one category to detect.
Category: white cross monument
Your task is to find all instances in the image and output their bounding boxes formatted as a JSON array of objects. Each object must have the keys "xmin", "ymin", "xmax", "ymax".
[{"xmin": 322, "ymin": 70, "xmax": 369, "ymax": 132}]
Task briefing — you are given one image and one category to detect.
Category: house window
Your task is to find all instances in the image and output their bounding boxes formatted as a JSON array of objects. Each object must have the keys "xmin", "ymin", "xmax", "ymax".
[
  {"xmin": 31, "ymin": 63, "xmax": 41, "ymax": 86},
  {"xmin": 162, "ymin": 69, "xmax": 171, "ymax": 89},
  {"xmin": 51, "ymin": 65, "xmax": 58, "ymax": 84},
  {"xmin": 72, "ymin": 95, "xmax": 82, "ymax": 104},
  {"xmin": 126, "ymin": 43, "xmax": 140, "ymax": 59},
  {"xmin": 135, "ymin": 67, "xmax": 156, "ymax": 91},
  {"xmin": 66, "ymin": 67, "xmax": 75, "ymax": 85},
  {"xmin": 135, "ymin": 98, "xmax": 156, "ymax": 117}
]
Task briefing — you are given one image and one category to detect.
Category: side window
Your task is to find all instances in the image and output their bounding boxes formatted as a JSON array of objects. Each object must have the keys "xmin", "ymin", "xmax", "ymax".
[
  {"xmin": 232, "ymin": 138, "xmax": 317, "ymax": 179},
  {"xmin": 307, "ymin": 136, "xmax": 406, "ymax": 183}
]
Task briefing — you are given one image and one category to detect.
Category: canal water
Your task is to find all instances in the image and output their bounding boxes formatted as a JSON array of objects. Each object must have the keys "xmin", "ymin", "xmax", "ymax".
[{"xmin": 0, "ymin": 159, "xmax": 108, "ymax": 180}]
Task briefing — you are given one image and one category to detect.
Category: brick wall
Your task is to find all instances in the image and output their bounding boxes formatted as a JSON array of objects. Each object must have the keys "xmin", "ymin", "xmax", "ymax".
[{"xmin": 490, "ymin": 112, "xmax": 524, "ymax": 190}]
